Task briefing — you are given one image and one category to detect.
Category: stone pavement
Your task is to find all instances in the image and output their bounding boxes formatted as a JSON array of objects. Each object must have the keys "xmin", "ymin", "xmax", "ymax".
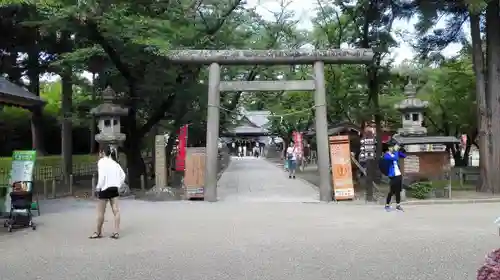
[{"xmin": 217, "ymin": 156, "xmax": 319, "ymax": 202}]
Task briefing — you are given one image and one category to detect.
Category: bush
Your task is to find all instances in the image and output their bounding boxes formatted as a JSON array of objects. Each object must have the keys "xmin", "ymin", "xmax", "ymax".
[
  {"xmin": 0, "ymin": 154, "xmax": 99, "ymax": 183},
  {"xmin": 408, "ymin": 181, "xmax": 433, "ymax": 199}
]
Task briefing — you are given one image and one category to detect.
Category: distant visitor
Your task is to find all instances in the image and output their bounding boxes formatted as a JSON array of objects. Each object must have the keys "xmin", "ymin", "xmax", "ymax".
[{"xmin": 286, "ymin": 142, "xmax": 298, "ymax": 179}]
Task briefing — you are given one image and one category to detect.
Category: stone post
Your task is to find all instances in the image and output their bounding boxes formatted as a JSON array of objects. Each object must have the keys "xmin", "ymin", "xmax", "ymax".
[
  {"xmin": 154, "ymin": 135, "xmax": 167, "ymax": 189},
  {"xmin": 313, "ymin": 61, "xmax": 333, "ymax": 202},
  {"xmin": 205, "ymin": 63, "xmax": 221, "ymax": 202}
]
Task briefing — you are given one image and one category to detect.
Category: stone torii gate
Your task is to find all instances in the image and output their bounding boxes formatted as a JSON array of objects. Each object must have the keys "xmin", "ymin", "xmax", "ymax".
[{"xmin": 166, "ymin": 49, "xmax": 374, "ymax": 202}]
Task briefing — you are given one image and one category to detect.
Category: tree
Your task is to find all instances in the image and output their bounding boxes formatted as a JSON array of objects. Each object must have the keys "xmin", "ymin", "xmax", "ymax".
[
  {"xmin": 408, "ymin": 0, "xmax": 500, "ymax": 192},
  {"xmin": 1, "ymin": 0, "xmax": 261, "ymax": 187},
  {"xmin": 420, "ymin": 57, "xmax": 476, "ymax": 166}
]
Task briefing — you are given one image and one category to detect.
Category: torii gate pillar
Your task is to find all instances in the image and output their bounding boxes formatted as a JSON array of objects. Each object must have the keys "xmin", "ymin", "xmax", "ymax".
[{"xmin": 166, "ymin": 49, "xmax": 374, "ymax": 202}]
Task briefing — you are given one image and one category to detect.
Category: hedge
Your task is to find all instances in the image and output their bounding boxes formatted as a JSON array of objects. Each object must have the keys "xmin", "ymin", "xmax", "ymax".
[
  {"xmin": 0, "ymin": 154, "xmax": 100, "ymax": 183},
  {"xmin": 0, "ymin": 154, "xmax": 98, "ymax": 170}
]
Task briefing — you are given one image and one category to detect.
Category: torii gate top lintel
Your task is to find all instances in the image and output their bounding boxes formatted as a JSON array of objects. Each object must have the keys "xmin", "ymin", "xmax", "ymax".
[{"xmin": 165, "ymin": 49, "xmax": 374, "ymax": 65}]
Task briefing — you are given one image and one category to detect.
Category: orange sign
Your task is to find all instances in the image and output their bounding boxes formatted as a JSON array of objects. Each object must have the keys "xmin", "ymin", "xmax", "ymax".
[{"xmin": 329, "ymin": 135, "xmax": 354, "ymax": 200}]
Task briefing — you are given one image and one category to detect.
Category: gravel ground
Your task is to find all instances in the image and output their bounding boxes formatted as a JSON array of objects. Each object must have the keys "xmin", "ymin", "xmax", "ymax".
[{"xmin": 0, "ymin": 157, "xmax": 497, "ymax": 280}]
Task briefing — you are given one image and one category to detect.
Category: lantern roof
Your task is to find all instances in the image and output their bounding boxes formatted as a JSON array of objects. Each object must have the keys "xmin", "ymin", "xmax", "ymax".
[{"xmin": 90, "ymin": 86, "xmax": 128, "ymax": 117}]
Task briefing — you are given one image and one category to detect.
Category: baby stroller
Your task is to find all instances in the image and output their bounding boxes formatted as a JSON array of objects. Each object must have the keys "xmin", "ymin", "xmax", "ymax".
[{"xmin": 4, "ymin": 181, "xmax": 36, "ymax": 232}]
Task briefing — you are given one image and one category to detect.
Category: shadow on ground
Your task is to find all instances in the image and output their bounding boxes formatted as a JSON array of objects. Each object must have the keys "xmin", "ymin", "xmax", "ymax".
[{"xmin": 36, "ymin": 198, "xmax": 95, "ymax": 216}]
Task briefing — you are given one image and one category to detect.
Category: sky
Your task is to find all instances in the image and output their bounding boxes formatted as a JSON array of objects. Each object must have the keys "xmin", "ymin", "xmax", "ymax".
[{"xmin": 246, "ymin": 0, "xmax": 463, "ymax": 64}]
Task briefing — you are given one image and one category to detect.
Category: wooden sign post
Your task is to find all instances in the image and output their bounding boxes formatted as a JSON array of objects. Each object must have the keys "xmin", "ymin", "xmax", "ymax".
[
  {"xmin": 329, "ymin": 136, "xmax": 355, "ymax": 200},
  {"xmin": 184, "ymin": 147, "xmax": 206, "ymax": 199}
]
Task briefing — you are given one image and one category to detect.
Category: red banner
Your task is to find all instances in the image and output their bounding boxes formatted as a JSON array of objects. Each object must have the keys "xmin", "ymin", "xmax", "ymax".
[
  {"xmin": 292, "ymin": 131, "xmax": 303, "ymax": 158},
  {"xmin": 175, "ymin": 124, "xmax": 188, "ymax": 171}
]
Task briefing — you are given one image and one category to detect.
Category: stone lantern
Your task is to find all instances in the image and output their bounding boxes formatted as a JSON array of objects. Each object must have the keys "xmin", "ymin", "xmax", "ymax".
[
  {"xmin": 392, "ymin": 80, "xmax": 459, "ymax": 198},
  {"xmin": 395, "ymin": 81, "xmax": 428, "ymax": 136},
  {"xmin": 90, "ymin": 86, "xmax": 128, "ymax": 152}
]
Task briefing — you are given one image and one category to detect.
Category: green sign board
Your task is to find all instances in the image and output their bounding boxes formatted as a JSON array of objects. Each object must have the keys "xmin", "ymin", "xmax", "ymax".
[
  {"xmin": 1, "ymin": 150, "xmax": 37, "ymax": 214},
  {"xmin": 9, "ymin": 150, "xmax": 37, "ymax": 184}
]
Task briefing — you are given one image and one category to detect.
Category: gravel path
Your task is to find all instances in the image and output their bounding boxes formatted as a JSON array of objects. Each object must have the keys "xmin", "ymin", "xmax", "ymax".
[{"xmin": 0, "ymin": 157, "xmax": 496, "ymax": 280}]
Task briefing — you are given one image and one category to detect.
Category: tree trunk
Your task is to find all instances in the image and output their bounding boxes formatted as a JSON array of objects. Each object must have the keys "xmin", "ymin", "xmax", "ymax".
[
  {"xmin": 485, "ymin": 1, "xmax": 500, "ymax": 193},
  {"xmin": 90, "ymin": 72, "xmax": 97, "ymax": 154},
  {"xmin": 125, "ymin": 130, "xmax": 145, "ymax": 189},
  {"xmin": 27, "ymin": 37, "xmax": 45, "ymax": 155},
  {"xmin": 124, "ymin": 85, "xmax": 145, "ymax": 189},
  {"xmin": 150, "ymin": 124, "xmax": 159, "ymax": 176},
  {"xmin": 61, "ymin": 66, "xmax": 73, "ymax": 184},
  {"xmin": 366, "ymin": 53, "xmax": 382, "ymax": 183},
  {"xmin": 470, "ymin": 12, "xmax": 490, "ymax": 192}
]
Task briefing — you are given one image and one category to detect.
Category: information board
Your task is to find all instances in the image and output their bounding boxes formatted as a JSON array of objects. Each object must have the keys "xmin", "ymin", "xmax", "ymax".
[
  {"xmin": 4, "ymin": 150, "xmax": 36, "ymax": 214},
  {"xmin": 404, "ymin": 155, "xmax": 420, "ymax": 174},
  {"xmin": 10, "ymin": 150, "xmax": 36, "ymax": 184},
  {"xmin": 359, "ymin": 137, "xmax": 376, "ymax": 161},
  {"xmin": 329, "ymin": 136, "xmax": 355, "ymax": 200},
  {"xmin": 184, "ymin": 147, "xmax": 206, "ymax": 199}
]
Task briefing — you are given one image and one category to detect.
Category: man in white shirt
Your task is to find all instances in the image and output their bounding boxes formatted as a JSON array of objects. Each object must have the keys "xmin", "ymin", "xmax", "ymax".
[
  {"xmin": 89, "ymin": 146, "xmax": 126, "ymax": 240},
  {"xmin": 286, "ymin": 141, "xmax": 298, "ymax": 179}
]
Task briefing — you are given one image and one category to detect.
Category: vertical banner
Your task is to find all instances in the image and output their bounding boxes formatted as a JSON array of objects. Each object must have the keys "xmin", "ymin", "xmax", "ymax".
[
  {"xmin": 292, "ymin": 131, "xmax": 303, "ymax": 158},
  {"xmin": 175, "ymin": 124, "xmax": 188, "ymax": 171},
  {"xmin": 329, "ymin": 136, "xmax": 354, "ymax": 200}
]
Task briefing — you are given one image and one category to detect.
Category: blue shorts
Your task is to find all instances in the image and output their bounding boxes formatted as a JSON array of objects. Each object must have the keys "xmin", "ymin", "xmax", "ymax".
[{"xmin": 287, "ymin": 160, "xmax": 297, "ymax": 170}]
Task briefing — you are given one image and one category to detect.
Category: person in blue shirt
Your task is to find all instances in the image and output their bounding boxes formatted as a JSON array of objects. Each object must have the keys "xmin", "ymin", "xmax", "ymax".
[{"xmin": 383, "ymin": 142, "xmax": 406, "ymax": 211}]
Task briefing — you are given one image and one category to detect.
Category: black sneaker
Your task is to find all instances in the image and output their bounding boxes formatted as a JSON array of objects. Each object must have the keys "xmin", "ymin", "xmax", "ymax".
[
  {"xmin": 396, "ymin": 205, "xmax": 404, "ymax": 211},
  {"xmin": 293, "ymin": 176, "xmax": 296, "ymax": 179},
  {"xmin": 288, "ymin": 175, "xmax": 292, "ymax": 179}
]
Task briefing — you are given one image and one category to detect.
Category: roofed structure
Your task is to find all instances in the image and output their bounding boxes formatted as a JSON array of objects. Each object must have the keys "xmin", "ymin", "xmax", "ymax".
[
  {"xmin": 224, "ymin": 109, "xmax": 271, "ymax": 136},
  {"xmin": 0, "ymin": 77, "xmax": 45, "ymax": 107},
  {"xmin": 305, "ymin": 121, "xmax": 362, "ymax": 137}
]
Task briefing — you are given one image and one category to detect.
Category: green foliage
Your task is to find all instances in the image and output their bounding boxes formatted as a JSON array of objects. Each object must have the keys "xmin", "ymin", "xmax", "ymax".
[
  {"xmin": 0, "ymin": 0, "xmax": 490, "ymax": 189},
  {"xmin": 421, "ymin": 57, "xmax": 476, "ymax": 136},
  {"xmin": 266, "ymin": 90, "xmax": 314, "ymax": 138},
  {"xmin": 408, "ymin": 181, "xmax": 434, "ymax": 199}
]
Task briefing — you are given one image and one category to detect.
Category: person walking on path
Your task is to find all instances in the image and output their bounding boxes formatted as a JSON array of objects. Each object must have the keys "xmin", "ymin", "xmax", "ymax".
[
  {"xmin": 286, "ymin": 141, "xmax": 298, "ymax": 179},
  {"xmin": 89, "ymin": 146, "xmax": 126, "ymax": 240},
  {"xmin": 382, "ymin": 141, "xmax": 406, "ymax": 211}
]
